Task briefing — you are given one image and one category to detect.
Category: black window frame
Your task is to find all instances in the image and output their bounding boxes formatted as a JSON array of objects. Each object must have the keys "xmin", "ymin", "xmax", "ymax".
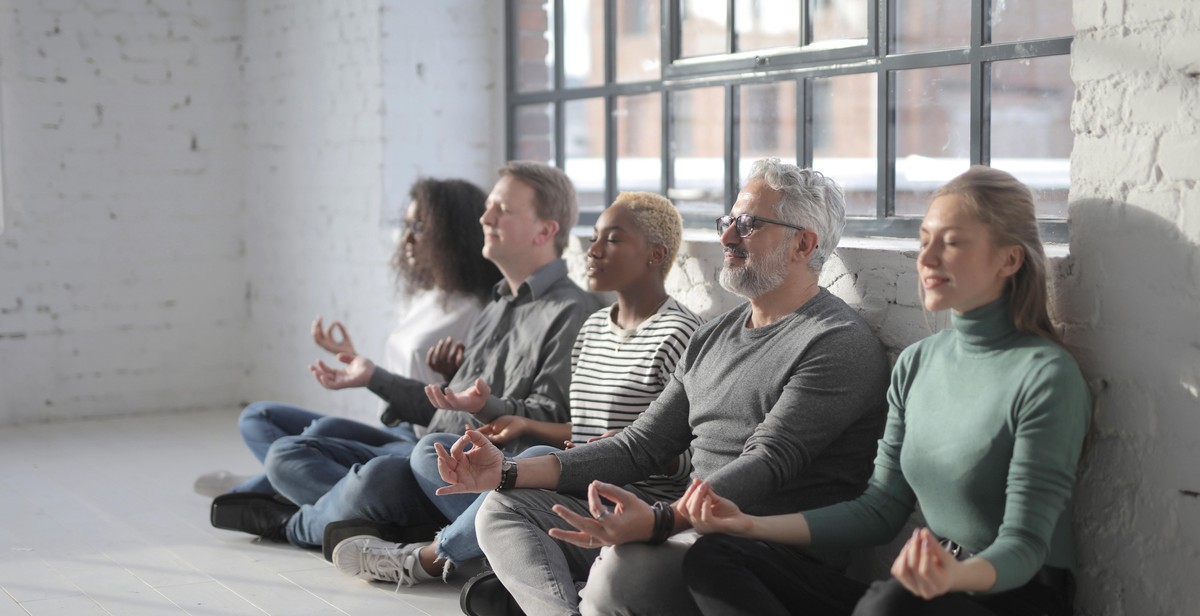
[{"xmin": 505, "ymin": 0, "xmax": 1072, "ymax": 242}]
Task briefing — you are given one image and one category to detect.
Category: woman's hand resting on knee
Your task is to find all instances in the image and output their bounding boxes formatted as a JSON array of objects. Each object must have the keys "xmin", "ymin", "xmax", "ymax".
[{"xmin": 890, "ymin": 528, "xmax": 997, "ymax": 598}]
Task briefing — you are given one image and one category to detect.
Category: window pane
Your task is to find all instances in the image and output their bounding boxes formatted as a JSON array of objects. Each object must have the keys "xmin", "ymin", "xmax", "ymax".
[
  {"xmin": 681, "ymin": 0, "xmax": 728, "ymax": 58},
  {"xmin": 735, "ymin": 0, "xmax": 799, "ymax": 52},
  {"xmin": 564, "ymin": 0, "xmax": 604, "ymax": 88},
  {"xmin": 739, "ymin": 81, "xmax": 797, "ymax": 171},
  {"xmin": 616, "ymin": 93, "xmax": 663, "ymax": 193},
  {"xmin": 811, "ymin": 0, "xmax": 870, "ymax": 45},
  {"xmin": 565, "ymin": 98, "xmax": 609, "ymax": 216},
  {"xmin": 894, "ymin": 65, "xmax": 971, "ymax": 216},
  {"xmin": 991, "ymin": 55, "xmax": 1072, "ymax": 218},
  {"xmin": 513, "ymin": 103, "xmax": 556, "ymax": 165},
  {"xmin": 893, "ymin": 0, "xmax": 970, "ymax": 53},
  {"xmin": 515, "ymin": 0, "xmax": 555, "ymax": 93},
  {"xmin": 812, "ymin": 73, "xmax": 877, "ymax": 216},
  {"xmin": 990, "ymin": 0, "xmax": 1072, "ymax": 43},
  {"xmin": 671, "ymin": 87, "xmax": 726, "ymax": 227},
  {"xmin": 616, "ymin": 0, "xmax": 662, "ymax": 82}
]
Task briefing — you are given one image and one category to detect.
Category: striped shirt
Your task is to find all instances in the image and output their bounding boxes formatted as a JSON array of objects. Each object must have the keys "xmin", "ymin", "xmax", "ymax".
[{"xmin": 568, "ymin": 297, "xmax": 703, "ymax": 501}]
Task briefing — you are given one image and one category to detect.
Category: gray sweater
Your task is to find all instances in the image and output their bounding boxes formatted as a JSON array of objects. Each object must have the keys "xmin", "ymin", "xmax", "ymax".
[{"xmin": 555, "ymin": 288, "xmax": 890, "ymax": 516}]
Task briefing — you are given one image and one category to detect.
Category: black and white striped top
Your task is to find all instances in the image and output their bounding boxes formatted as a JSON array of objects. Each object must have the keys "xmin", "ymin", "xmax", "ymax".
[{"xmin": 568, "ymin": 297, "xmax": 703, "ymax": 501}]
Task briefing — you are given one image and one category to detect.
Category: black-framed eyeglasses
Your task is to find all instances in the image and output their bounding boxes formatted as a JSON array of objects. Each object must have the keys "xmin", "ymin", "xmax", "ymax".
[
  {"xmin": 716, "ymin": 214, "xmax": 805, "ymax": 238},
  {"xmin": 401, "ymin": 219, "xmax": 425, "ymax": 238}
]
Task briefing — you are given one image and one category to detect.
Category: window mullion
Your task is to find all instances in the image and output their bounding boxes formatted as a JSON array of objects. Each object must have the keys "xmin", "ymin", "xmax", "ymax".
[
  {"xmin": 879, "ymin": 0, "xmax": 894, "ymax": 219},
  {"xmin": 726, "ymin": 0, "xmax": 735, "ymax": 54},
  {"xmin": 799, "ymin": 78, "xmax": 812, "ymax": 168},
  {"xmin": 879, "ymin": 67, "xmax": 895, "ymax": 219},
  {"xmin": 726, "ymin": 85, "xmax": 738, "ymax": 214},
  {"xmin": 604, "ymin": 0, "xmax": 616, "ymax": 206},
  {"xmin": 970, "ymin": 0, "xmax": 987, "ymax": 166}
]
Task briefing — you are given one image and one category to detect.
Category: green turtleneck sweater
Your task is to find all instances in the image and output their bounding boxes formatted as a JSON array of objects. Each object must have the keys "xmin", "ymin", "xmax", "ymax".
[{"xmin": 804, "ymin": 297, "xmax": 1090, "ymax": 593}]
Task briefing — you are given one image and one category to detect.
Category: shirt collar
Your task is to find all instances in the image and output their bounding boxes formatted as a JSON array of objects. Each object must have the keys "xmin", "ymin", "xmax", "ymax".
[{"xmin": 491, "ymin": 259, "xmax": 569, "ymax": 303}]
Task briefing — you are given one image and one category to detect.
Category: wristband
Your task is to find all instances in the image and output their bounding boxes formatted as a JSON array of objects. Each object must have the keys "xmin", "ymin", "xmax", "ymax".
[{"xmin": 647, "ymin": 501, "xmax": 675, "ymax": 545}]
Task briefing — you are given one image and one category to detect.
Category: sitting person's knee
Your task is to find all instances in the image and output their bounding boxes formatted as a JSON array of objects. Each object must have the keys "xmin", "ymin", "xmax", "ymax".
[
  {"xmin": 263, "ymin": 435, "xmax": 309, "ymax": 468},
  {"xmin": 683, "ymin": 534, "xmax": 735, "ymax": 579},
  {"xmin": 411, "ymin": 433, "xmax": 460, "ymax": 468}
]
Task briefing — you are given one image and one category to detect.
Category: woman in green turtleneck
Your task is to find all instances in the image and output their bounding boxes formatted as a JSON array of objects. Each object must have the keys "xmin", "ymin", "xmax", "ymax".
[{"xmin": 678, "ymin": 166, "xmax": 1090, "ymax": 616}]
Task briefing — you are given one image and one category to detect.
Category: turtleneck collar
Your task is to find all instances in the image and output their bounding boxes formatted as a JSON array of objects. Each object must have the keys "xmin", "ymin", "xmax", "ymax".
[{"xmin": 951, "ymin": 295, "xmax": 1018, "ymax": 351}]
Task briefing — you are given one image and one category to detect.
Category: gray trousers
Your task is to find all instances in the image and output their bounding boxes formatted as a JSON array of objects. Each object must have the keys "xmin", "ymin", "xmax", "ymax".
[{"xmin": 476, "ymin": 488, "xmax": 702, "ymax": 616}]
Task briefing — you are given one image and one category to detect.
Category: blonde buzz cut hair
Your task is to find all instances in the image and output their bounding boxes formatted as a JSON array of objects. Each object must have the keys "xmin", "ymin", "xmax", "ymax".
[{"xmin": 611, "ymin": 191, "xmax": 683, "ymax": 278}]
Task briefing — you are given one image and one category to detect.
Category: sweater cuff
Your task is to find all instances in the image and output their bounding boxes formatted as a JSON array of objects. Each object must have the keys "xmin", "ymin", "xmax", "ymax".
[
  {"xmin": 366, "ymin": 366, "xmax": 394, "ymax": 397},
  {"xmin": 473, "ymin": 395, "xmax": 507, "ymax": 422}
]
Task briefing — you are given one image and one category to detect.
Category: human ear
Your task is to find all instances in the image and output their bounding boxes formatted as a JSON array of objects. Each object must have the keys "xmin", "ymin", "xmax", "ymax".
[
  {"xmin": 999, "ymin": 245, "xmax": 1024, "ymax": 279},
  {"xmin": 793, "ymin": 230, "xmax": 818, "ymax": 262},
  {"xmin": 533, "ymin": 219, "xmax": 560, "ymax": 247},
  {"xmin": 648, "ymin": 244, "xmax": 668, "ymax": 266}
]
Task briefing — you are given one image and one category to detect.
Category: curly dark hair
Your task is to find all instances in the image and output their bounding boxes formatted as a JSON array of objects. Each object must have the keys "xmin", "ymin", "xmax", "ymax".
[{"xmin": 392, "ymin": 178, "xmax": 501, "ymax": 302}]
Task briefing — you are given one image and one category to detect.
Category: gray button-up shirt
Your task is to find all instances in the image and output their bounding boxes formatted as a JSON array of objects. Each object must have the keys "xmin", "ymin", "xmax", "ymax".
[{"xmin": 367, "ymin": 259, "xmax": 601, "ymax": 443}]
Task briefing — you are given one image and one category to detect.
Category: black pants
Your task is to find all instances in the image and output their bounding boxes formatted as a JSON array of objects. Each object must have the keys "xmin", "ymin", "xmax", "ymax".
[{"xmin": 682, "ymin": 534, "xmax": 1072, "ymax": 616}]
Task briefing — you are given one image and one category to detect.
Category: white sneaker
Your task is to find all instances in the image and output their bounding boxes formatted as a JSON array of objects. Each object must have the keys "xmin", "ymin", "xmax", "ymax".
[
  {"xmin": 332, "ymin": 536, "xmax": 445, "ymax": 587},
  {"xmin": 193, "ymin": 470, "xmax": 254, "ymax": 498}
]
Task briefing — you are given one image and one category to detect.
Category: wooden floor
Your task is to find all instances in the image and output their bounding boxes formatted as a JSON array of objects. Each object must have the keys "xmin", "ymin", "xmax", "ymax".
[{"xmin": 0, "ymin": 408, "xmax": 469, "ymax": 615}]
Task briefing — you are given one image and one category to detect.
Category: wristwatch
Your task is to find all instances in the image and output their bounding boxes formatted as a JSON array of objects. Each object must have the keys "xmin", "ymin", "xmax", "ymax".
[{"xmin": 496, "ymin": 457, "xmax": 518, "ymax": 491}]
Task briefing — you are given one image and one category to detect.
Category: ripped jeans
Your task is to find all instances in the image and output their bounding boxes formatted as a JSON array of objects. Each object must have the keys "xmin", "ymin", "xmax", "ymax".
[{"xmin": 409, "ymin": 432, "xmax": 558, "ymax": 566}]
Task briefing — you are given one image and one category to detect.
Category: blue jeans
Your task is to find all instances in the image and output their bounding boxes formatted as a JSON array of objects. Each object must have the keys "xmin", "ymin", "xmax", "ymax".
[
  {"xmin": 233, "ymin": 401, "xmax": 417, "ymax": 496},
  {"xmin": 283, "ymin": 448, "xmax": 446, "ymax": 548},
  {"xmin": 409, "ymin": 433, "xmax": 559, "ymax": 566}
]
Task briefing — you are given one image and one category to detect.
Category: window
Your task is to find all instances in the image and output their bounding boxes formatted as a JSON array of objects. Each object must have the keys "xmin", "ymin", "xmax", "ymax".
[
  {"xmin": 506, "ymin": 0, "xmax": 1072, "ymax": 241},
  {"xmin": 0, "ymin": 86, "xmax": 5, "ymax": 235}
]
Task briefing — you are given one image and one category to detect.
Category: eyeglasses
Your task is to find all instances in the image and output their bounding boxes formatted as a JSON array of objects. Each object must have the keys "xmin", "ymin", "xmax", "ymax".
[
  {"xmin": 401, "ymin": 219, "xmax": 425, "ymax": 238},
  {"xmin": 716, "ymin": 214, "xmax": 805, "ymax": 238}
]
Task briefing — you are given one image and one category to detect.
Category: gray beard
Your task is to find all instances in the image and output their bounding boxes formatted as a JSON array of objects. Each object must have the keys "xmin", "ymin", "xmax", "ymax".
[{"xmin": 718, "ymin": 240, "xmax": 790, "ymax": 298}]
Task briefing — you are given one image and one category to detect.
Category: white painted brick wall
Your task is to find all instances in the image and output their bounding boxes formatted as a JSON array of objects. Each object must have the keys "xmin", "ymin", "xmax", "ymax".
[
  {"xmin": 239, "ymin": 0, "xmax": 393, "ymax": 425},
  {"xmin": 0, "ymin": 0, "xmax": 246, "ymax": 425},
  {"xmin": 381, "ymin": 1, "xmax": 505, "ymax": 222},
  {"xmin": 1067, "ymin": 1, "xmax": 1200, "ymax": 613}
]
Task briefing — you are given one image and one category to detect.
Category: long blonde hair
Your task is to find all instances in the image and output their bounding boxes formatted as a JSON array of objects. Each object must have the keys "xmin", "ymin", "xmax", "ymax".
[{"xmin": 932, "ymin": 166, "xmax": 1062, "ymax": 345}]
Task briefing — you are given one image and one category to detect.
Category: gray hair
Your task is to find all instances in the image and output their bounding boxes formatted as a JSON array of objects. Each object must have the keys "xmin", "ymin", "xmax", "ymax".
[{"xmin": 746, "ymin": 158, "xmax": 846, "ymax": 274}]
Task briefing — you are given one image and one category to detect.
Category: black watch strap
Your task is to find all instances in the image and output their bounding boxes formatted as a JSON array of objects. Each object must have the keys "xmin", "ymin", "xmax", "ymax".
[{"xmin": 495, "ymin": 457, "xmax": 518, "ymax": 491}]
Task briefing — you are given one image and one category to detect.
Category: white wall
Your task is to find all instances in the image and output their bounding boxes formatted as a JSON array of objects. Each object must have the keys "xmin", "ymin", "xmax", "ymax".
[
  {"xmin": 236, "ymin": 0, "xmax": 505, "ymax": 425},
  {"xmin": 1065, "ymin": 1, "xmax": 1200, "ymax": 613},
  {"xmin": 0, "ymin": 0, "xmax": 1198, "ymax": 611},
  {"xmin": 381, "ymin": 1, "xmax": 505, "ymax": 222},
  {"xmin": 238, "ymin": 0, "xmax": 392, "ymax": 425},
  {"xmin": 0, "ymin": 0, "xmax": 246, "ymax": 424}
]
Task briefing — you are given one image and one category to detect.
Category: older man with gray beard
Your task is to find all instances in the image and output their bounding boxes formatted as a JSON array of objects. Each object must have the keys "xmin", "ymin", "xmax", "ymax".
[{"xmin": 437, "ymin": 158, "xmax": 890, "ymax": 616}]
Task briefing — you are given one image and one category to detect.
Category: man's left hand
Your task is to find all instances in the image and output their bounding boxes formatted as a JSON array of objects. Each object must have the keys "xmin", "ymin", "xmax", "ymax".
[{"xmin": 548, "ymin": 481, "xmax": 655, "ymax": 548}]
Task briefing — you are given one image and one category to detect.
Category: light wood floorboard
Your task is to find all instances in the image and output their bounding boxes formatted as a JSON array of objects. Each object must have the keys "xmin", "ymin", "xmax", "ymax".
[{"xmin": 0, "ymin": 409, "xmax": 468, "ymax": 615}]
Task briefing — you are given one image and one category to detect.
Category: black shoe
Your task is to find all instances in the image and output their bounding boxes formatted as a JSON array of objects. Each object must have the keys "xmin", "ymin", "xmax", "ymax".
[
  {"xmin": 460, "ymin": 571, "xmax": 526, "ymax": 616},
  {"xmin": 321, "ymin": 518, "xmax": 443, "ymax": 562},
  {"xmin": 210, "ymin": 492, "xmax": 298, "ymax": 543}
]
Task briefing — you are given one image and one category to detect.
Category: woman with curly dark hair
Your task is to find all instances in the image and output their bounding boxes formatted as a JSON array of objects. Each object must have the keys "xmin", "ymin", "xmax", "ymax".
[{"xmin": 195, "ymin": 177, "xmax": 500, "ymax": 498}]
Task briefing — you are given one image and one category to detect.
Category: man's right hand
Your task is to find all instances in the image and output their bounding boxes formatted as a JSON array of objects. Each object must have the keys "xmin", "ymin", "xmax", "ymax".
[
  {"xmin": 434, "ymin": 429, "xmax": 506, "ymax": 495},
  {"xmin": 426, "ymin": 336, "xmax": 465, "ymax": 383},
  {"xmin": 310, "ymin": 352, "xmax": 375, "ymax": 390},
  {"xmin": 312, "ymin": 315, "xmax": 357, "ymax": 356}
]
